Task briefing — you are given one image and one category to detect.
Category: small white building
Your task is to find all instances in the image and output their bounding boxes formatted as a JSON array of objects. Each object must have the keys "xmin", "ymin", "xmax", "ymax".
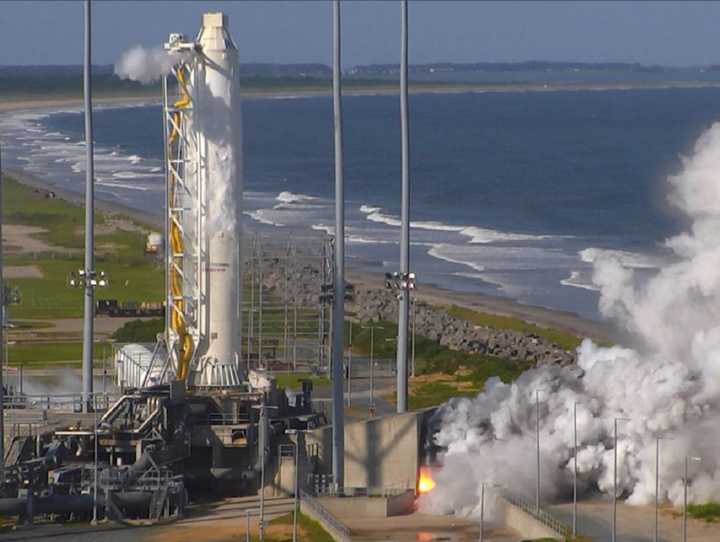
[{"xmin": 145, "ymin": 232, "xmax": 163, "ymax": 254}]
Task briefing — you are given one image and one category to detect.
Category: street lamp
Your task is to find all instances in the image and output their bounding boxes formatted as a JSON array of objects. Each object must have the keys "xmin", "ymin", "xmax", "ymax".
[
  {"xmin": 683, "ymin": 455, "xmax": 701, "ymax": 542},
  {"xmin": 68, "ymin": 268, "xmax": 109, "ymax": 412},
  {"xmin": 612, "ymin": 417, "xmax": 631, "ymax": 542}
]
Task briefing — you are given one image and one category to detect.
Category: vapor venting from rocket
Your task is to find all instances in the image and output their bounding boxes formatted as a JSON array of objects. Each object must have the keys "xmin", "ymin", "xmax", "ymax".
[
  {"xmin": 114, "ymin": 45, "xmax": 178, "ymax": 84},
  {"xmin": 420, "ymin": 122, "xmax": 720, "ymax": 519}
]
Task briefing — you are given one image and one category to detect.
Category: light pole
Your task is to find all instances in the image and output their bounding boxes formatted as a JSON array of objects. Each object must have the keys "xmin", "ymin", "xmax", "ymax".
[
  {"xmin": 683, "ymin": 456, "xmax": 701, "ymax": 542},
  {"xmin": 654, "ymin": 435, "xmax": 672, "ymax": 542},
  {"xmin": 0, "ymin": 143, "xmax": 4, "ymax": 484},
  {"xmin": 253, "ymin": 401, "xmax": 278, "ymax": 542},
  {"xmin": 612, "ymin": 417, "xmax": 630, "ymax": 542},
  {"xmin": 246, "ymin": 509, "xmax": 251, "ymax": 542},
  {"xmin": 410, "ymin": 297, "xmax": 416, "ymax": 378},
  {"xmin": 81, "ymin": 0, "xmax": 96, "ymax": 414},
  {"xmin": 573, "ymin": 401, "xmax": 580, "ymax": 537},
  {"xmin": 347, "ymin": 321, "xmax": 353, "ymax": 407},
  {"xmin": 92, "ymin": 406, "xmax": 98, "ymax": 524},
  {"xmin": 286, "ymin": 429, "xmax": 305, "ymax": 542},
  {"xmin": 479, "ymin": 481, "xmax": 486, "ymax": 542},
  {"xmin": 394, "ymin": 0, "xmax": 412, "ymax": 415},
  {"xmin": 331, "ymin": 0, "xmax": 347, "ymax": 491},
  {"xmin": 535, "ymin": 389, "xmax": 543, "ymax": 512}
]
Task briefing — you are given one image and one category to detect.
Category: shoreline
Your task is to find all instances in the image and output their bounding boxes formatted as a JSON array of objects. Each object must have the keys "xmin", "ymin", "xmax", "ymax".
[
  {"xmin": 3, "ymin": 78, "xmax": 720, "ymax": 113},
  {"xmin": 7, "ymin": 166, "xmax": 616, "ymax": 345}
]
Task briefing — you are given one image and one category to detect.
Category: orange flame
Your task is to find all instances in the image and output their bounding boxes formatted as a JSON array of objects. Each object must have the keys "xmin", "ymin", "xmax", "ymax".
[{"xmin": 418, "ymin": 466, "xmax": 436, "ymax": 494}]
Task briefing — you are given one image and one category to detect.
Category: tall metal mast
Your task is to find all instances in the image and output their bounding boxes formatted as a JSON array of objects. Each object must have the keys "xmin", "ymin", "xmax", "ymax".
[
  {"xmin": 395, "ymin": 0, "xmax": 411, "ymax": 413},
  {"xmin": 331, "ymin": 0, "xmax": 345, "ymax": 490},
  {"xmin": 0, "ymin": 144, "xmax": 5, "ymax": 478},
  {"xmin": 82, "ymin": 0, "xmax": 96, "ymax": 412}
]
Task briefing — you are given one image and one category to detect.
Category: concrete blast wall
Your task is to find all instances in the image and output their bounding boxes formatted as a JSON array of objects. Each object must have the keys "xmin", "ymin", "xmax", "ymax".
[{"xmin": 306, "ymin": 409, "xmax": 435, "ymax": 491}]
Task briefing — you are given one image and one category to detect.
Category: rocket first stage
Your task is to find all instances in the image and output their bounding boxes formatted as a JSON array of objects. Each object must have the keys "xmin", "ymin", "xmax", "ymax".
[{"xmin": 164, "ymin": 12, "xmax": 244, "ymax": 387}]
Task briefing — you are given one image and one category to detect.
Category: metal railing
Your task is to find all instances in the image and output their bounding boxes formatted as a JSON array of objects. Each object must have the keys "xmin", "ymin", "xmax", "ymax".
[
  {"xmin": 299, "ymin": 489, "xmax": 352, "ymax": 539},
  {"xmin": 3, "ymin": 392, "xmax": 120, "ymax": 413},
  {"xmin": 502, "ymin": 492, "xmax": 571, "ymax": 537}
]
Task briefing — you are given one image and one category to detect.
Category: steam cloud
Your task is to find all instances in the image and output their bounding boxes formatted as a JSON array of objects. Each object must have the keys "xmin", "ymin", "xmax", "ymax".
[
  {"xmin": 114, "ymin": 45, "xmax": 178, "ymax": 84},
  {"xmin": 420, "ymin": 123, "xmax": 720, "ymax": 518}
]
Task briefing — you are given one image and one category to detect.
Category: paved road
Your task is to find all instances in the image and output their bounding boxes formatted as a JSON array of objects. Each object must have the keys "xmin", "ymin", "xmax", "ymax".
[{"xmin": 550, "ymin": 500, "xmax": 717, "ymax": 542}]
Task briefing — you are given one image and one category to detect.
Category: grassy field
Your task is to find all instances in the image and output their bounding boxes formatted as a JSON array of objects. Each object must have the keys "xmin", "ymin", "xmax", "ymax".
[
  {"xmin": 273, "ymin": 372, "xmax": 330, "ymax": 390},
  {"xmin": 688, "ymin": 501, "xmax": 720, "ymax": 522},
  {"xmin": 7, "ymin": 341, "xmax": 111, "ymax": 367},
  {"xmin": 447, "ymin": 305, "xmax": 582, "ymax": 350},
  {"xmin": 4, "ymin": 176, "xmax": 163, "ymax": 320},
  {"xmin": 264, "ymin": 511, "xmax": 334, "ymax": 542}
]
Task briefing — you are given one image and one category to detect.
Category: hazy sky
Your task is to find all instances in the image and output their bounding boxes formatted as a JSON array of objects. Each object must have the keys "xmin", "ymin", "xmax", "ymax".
[{"xmin": 2, "ymin": 1, "xmax": 720, "ymax": 67}]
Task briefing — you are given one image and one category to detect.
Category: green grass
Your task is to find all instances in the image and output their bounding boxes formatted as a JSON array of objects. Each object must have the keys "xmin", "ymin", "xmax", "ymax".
[
  {"xmin": 350, "ymin": 319, "xmax": 531, "ymax": 408},
  {"xmin": 446, "ymin": 305, "xmax": 582, "ymax": 351},
  {"xmin": 3, "ymin": 176, "xmax": 163, "ymax": 319},
  {"xmin": 687, "ymin": 502, "xmax": 720, "ymax": 522},
  {"xmin": 273, "ymin": 372, "xmax": 330, "ymax": 390},
  {"xmin": 7, "ymin": 341, "xmax": 110, "ymax": 367},
  {"xmin": 264, "ymin": 511, "xmax": 335, "ymax": 542}
]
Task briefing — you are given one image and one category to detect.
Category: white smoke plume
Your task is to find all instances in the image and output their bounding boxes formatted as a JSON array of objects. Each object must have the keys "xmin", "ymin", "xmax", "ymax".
[
  {"xmin": 420, "ymin": 122, "xmax": 720, "ymax": 518},
  {"xmin": 114, "ymin": 45, "xmax": 178, "ymax": 84}
]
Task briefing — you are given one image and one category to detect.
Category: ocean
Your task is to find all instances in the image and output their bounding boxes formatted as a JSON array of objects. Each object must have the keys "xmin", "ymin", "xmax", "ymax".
[{"xmin": 3, "ymin": 87, "xmax": 720, "ymax": 320}]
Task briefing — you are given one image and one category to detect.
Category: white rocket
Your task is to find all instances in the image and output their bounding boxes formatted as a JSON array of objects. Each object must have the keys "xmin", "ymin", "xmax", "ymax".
[{"xmin": 164, "ymin": 12, "xmax": 244, "ymax": 387}]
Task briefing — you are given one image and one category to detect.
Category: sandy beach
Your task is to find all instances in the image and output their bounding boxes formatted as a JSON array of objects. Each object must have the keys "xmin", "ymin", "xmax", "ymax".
[
  {"xmin": 3, "ymin": 175, "xmax": 614, "ymax": 348},
  {"xmin": 3, "ymin": 77, "xmax": 720, "ymax": 114}
]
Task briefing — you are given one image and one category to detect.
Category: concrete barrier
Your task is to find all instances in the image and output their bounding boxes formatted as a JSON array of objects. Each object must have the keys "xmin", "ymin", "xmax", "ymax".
[
  {"xmin": 315, "ymin": 490, "xmax": 415, "ymax": 518},
  {"xmin": 497, "ymin": 496, "xmax": 566, "ymax": 540},
  {"xmin": 305, "ymin": 409, "xmax": 436, "ymax": 491}
]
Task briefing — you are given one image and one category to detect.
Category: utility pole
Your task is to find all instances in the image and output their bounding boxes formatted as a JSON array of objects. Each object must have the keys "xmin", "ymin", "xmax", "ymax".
[
  {"xmin": 395, "ymin": 0, "xmax": 411, "ymax": 414},
  {"xmin": 81, "ymin": 0, "xmax": 96, "ymax": 413},
  {"xmin": 683, "ymin": 456, "xmax": 701, "ymax": 542},
  {"xmin": 283, "ymin": 239, "xmax": 290, "ymax": 370},
  {"xmin": 331, "ymin": 0, "xmax": 346, "ymax": 491},
  {"xmin": 479, "ymin": 482, "xmax": 485, "ymax": 542},
  {"xmin": 410, "ymin": 298, "xmax": 416, "ymax": 378},
  {"xmin": 347, "ymin": 321, "xmax": 353, "ymax": 407},
  {"xmin": 535, "ymin": 389, "xmax": 544, "ymax": 512},
  {"xmin": 254, "ymin": 401, "xmax": 277, "ymax": 542},
  {"xmin": 0, "ymin": 144, "xmax": 5, "ymax": 481},
  {"xmin": 247, "ymin": 234, "xmax": 255, "ymax": 367},
  {"xmin": 258, "ymin": 240, "xmax": 264, "ymax": 368},
  {"xmin": 612, "ymin": 417, "xmax": 630, "ymax": 542},
  {"xmin": 573, "ymin": 401, "xmax": 579, "ymax": 537}
]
